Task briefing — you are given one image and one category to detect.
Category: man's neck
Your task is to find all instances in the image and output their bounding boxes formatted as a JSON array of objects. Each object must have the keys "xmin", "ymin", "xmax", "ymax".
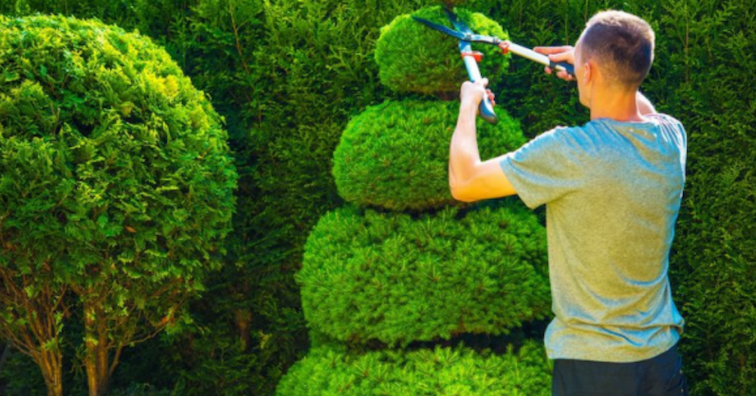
[{"xmin": 589, "ymin": 86, "xmax": 646, "ymax": 123}]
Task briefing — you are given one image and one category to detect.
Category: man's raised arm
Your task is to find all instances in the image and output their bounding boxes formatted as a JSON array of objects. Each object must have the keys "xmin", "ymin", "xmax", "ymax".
[{"xmin": 448, "ymin": 79, "xmax": 517, "ymax": 202}]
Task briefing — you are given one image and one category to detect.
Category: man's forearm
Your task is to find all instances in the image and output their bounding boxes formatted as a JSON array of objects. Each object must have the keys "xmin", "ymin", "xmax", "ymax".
[{"xmin": 449, "ymin": 100, "xmax": 481, "ymax": 188}]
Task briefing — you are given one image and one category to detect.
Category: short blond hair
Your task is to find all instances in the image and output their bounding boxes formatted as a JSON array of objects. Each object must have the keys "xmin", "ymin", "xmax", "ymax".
[{"xmin": 580, "ymin": 10, "xmax": 655, "ymax": 86}]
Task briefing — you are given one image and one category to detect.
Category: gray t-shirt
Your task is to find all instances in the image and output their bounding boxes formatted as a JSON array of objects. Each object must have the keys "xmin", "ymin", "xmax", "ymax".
[{"xmin": 499, "ymin": 113, "xmax": 686, "ymax": 363}]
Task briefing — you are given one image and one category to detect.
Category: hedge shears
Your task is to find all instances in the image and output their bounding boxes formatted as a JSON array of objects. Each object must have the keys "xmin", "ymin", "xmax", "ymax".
[{"xmin": 413, "ymin": 8, "xmax": 575, "ymax": 124}]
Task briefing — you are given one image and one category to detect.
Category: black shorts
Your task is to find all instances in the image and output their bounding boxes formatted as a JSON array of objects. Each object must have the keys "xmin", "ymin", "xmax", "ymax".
[{"xmin": 552, "ymin": 344, "xmax": 688, "ymax": 396}]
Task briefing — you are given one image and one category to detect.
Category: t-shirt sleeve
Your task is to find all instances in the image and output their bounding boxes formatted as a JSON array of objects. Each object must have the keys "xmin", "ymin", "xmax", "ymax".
[
  {"xmin": 498, "ymin": 127, "xmax": 587, "ymax": 209},
  {"xmin": 646, "ymin": 112, "xmax": 688, "ymax": 178}
]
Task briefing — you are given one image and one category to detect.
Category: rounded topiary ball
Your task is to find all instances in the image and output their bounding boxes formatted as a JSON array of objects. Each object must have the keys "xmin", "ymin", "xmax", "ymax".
[
  {"xmin": 333, "ymin": 100, "xmax": 525, "ymax": 211},
  {"xmin": 0, "ymin": 16, "xmax": 236, "ymax": 305},
  {"xmin": 276, "ymin": 341, "xmax": 551, "ymax": 396},
  {"xmin": 375, "ymin": 6, "xmax": 510, "ymax": 95},
  {"xmin": 296, "ymin": 201, "xmax": 550, "ymax": 347}
]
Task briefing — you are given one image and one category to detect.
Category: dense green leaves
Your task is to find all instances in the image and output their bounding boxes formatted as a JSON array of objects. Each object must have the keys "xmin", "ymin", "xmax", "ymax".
[
  {"xmin": 649, "ymin": 1, "xmax": 756, "ymax": 393},
  {"xmin": 276, "ymin": 341, "xmax": 551, "ymax": 396},
  {"xmin": 376, "ymin": 6, "xmax": 510, "ymax": 95},
  {"xmin": 297, "ymin": 201, "xmax": 550, "ymax": 347},
  {"xmin": 333, "ymin": 100, "xmax": 525, "ymax": 211}
]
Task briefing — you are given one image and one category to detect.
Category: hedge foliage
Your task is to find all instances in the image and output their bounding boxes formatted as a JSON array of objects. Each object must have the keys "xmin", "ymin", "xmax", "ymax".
[
  {"xmin": 375, "ymin": 6, "xmax": 510, "ymax": 95},
  {"xmin": 333, "ymin": 100, "xmax": 525, "ymax": 211},
  {"xmin": 276, "ymin": 341, "xmax": 551, "ymax": 396},
  {"xmin": 297, "ymin": 201, "xmax": 550, "ymax": 347}
]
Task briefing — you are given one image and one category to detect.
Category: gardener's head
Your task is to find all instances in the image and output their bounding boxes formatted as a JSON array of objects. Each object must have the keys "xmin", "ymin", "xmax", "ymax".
[{"xmin": 574, "ymin": 10, "xmax": 655, "ymax": 106}]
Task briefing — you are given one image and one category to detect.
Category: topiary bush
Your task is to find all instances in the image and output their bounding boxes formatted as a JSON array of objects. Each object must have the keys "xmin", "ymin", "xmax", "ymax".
[
  {"xmin": 278, "ymin": 1, "xmax": 553, "ymax": 393},
  {"xmin": 276, "ymin": 341, "xmax": 551, "ymax": 396},
  {"xmin": 333, "ymin": 100, "xmax": 525, "ymax": 211},
  {"xmin": 297, "ymin": 201, "xmax": 550, "ymax": 346},
  {"xmin": 375, "ymin": 6, "xmax": 510, "ymax": 95},
  {"xmin": 0, "ymin": 14, "xmax": 237, "ymax": 396}
]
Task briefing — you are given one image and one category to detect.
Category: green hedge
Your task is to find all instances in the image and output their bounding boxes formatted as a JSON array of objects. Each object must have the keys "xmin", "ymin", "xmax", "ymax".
[
  {"xmin": 297, "ymin": 200, "xmax": 550, "ymax": 347},
  {"xmin": 376, "ymin": 6, "xmax": 510, "ymax": 95},
  {"xmin": 276, "ymin": 341, "xmax": 551, "ymax": 396},
  {"xmin": 333, "ymin": 100, "xmax": 525, "ymax": 211}
]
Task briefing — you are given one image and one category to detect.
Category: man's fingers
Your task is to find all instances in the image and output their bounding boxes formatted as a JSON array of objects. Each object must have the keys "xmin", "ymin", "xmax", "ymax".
[
  {"xmin": 534, "ymin": 45, "xmax": 574, "ymax": 55},
  {"xmin": 548, "ymin": 53, "xmax": 573, "ymax": 64},
  {"xmin": 555, "ymin": 70, "xmax": 574, "ymax": 81},
  {"xmin": 460, "ymin": 80, "xmax": 491, "ymax": 105},
  {"xmin": 544, "ymin": 66, "xmax": 553, "ymax": 75}
]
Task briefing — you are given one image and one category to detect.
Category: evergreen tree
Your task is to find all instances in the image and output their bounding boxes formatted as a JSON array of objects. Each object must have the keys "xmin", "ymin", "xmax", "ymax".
[{"xmin": 277, "ymin": 5, "xmax": 553, "ymax": 395}]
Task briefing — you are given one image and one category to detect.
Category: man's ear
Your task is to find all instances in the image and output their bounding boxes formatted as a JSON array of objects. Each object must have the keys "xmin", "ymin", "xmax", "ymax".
[{"xmin": 583, "ymin": 62, "xmax": 593, "ymax": 85}]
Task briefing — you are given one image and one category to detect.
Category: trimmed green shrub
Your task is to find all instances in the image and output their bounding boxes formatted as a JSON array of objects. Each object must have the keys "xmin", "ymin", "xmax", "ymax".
[
  {"xmin": 276, "ymin": 340, "xmax": 551, "ymax": 396},
  {"xmin": 375, "ymin": 6, "xmax": 510, "ymax": 95},
  {"xmin": 333, "ymin": 100, "xmax": 525, "ymax": 211},
  {"xmin": 296, "ymin": 201, "xmax": 550, "ymax": 347},
  {"xmin": 0, "ymin": 14, "xmax": 236, "ymax": 396}
]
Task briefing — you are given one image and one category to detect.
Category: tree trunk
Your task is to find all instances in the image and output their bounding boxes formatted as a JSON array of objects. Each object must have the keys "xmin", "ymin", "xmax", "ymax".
[
  {"xmin": 0, "ymin": 343, "xmax": 10, "ymax": 373},
  {"xmin": 35, "ymin": 346, "xmax": 64, "ymax": 396},
  {"xmin": 43, "ymin": 368, "xmax": 63, "ymax": 396},
  {"xmin": 235, "ymin": 308, "xmax": 252, "ymax": 352},
  {"xmin": 84, "ymin": 302, "xmax": 110, "ymax": 396}
]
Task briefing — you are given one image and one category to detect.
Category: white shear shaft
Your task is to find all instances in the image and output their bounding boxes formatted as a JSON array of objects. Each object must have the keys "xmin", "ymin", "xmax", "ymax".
[
  {"xmin": 507, "ymin": 42, "xmax": 550, "ymax": 65},
  {"xmin": 462, "ymin": 56, "xmax": 483, "ymax": 81},
  {"xmin": 506, "ymin": 41, "xmax": 570, "ymax": 72}
]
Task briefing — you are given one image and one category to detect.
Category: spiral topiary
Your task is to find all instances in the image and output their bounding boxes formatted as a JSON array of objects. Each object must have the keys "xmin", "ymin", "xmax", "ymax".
[
  {"xmin": 333, "ymin": 100, "xmax": 525, "ymax": 211},
  {"xmin": 279, "ymin": 3, "xmax": 552, "ymax": 395},
  {"xmin": 375, "ymin": 6, "xmax": 510, "ymax": 95}
]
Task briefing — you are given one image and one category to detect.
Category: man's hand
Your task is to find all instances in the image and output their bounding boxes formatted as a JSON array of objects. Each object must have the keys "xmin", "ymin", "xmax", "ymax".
[
  {"xmin": 534, "ymin": 46, "xmax": 575, "ymax": 82},
  {"xmin": 460, "ymin": 78, "xmax": 496, "ymax": 108}
]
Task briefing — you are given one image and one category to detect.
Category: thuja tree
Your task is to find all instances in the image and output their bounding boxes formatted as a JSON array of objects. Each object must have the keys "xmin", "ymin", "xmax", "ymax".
[
  {"xmin": 277, "ymin": 5, "xmax": 552, "ymax": 395},
  {"xmin": 0, "ymin": 15, "xmax": 237, "ymax": 396}
]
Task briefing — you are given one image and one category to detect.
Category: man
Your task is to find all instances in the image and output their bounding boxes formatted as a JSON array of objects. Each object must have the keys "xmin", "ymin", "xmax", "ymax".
[{"xmin": 448, "ymin": 10, "xmax": 689, "ymax": 396}]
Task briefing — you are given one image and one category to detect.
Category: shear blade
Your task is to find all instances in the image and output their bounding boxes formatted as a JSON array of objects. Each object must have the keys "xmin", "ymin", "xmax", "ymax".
[
  {"xmin": 444, "ymin": 8, "xmax": 473, "ymax": 35},
  {"xmin": 411, "ymin": 16, "xmax": 468, "ymax": 41}
]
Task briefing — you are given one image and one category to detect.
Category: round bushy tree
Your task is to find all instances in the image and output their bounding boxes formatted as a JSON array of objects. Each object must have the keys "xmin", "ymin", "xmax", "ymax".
[
  {"xmin": 333, "ymin": 100, "xmax": 525, "ymax": 211},
  {"xmin": 0, "ymin": 15, "xmax": 237, "ymax": 396},
  {"xmin": 375, "ymin": 6, "xmax": 510, "ymax": 95}
]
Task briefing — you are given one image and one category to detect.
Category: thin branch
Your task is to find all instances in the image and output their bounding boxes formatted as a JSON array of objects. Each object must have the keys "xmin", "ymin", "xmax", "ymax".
[
  {"xmin": 230, "ymin": 1, "xmax": 251, "ymax": 76},
  {"xmin": 0, "ymin": 342, "xmax": 11, "ymax": 373}
]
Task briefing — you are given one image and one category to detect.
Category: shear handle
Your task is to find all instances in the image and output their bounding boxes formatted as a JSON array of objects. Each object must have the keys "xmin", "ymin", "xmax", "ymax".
[{"xmin": 461, "ymin": 55, "xmax": 497, "ymax": 125}]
